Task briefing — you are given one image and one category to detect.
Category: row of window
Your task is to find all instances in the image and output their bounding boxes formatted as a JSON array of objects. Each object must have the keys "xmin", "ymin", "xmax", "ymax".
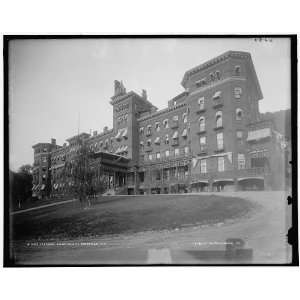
[
  {"xmin": 140, "ymin": 114, "xmax": 188, "ymax": 135},
  {"xmin": 140, "ymin": 95, "xmax": 244, "ymax": 138},
  {"xmin": 141, "ymin": 129, "xmax": 188, "ymax": 148},
  {"xmin": 195, "ymin": 66, "xmax": 241, "ymax": 89},
  {"xmin": 141, "ymin": 146, "xmax": 190, "ymax": 162},
  {"xmin": 199, "ymin": 153, "xmax": 246, "ymax": 174}
]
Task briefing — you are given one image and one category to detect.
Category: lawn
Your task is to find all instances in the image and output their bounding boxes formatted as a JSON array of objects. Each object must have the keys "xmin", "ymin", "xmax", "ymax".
[{"xmin": 11, "ymin": 194, "xmax": 255, "ymax": 242}]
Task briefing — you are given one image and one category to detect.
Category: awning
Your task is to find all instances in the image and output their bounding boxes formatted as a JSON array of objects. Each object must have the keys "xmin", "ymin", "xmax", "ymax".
[
  {"xmin": 34, "ymin": 184, "xmax": 41, "ymax": 191},
  {"xmin": 41, "ymin": 184, "xmax": 45, "ymax": 190},
  {"xmin": 213, "ymin": 179, "xmax": 234, "ymax": 183},
  {"xmin": 122, "ymin": 128, "xmax": 128, "ymax": 138},
  {"xmin": 247, "ymin": 128, "xmax": 271, "ymax": 141},
  {"xmin": 191, "ymin": 180, "xmax": 209, "ymax": 185},
  {"xmin": 172, "ymin": 131, "xmax": 178, "ymax": 139},
  {"xmin": 182, "ymin": 128, "xmax": 188, "ymax": 137},
  {"xmin": 53, "ymin": 183, "xmax": 58, "ymax": 190},
  {"xmin": 123, "ymin": 146, "xmax": 128, "ymax": 152},
  {"xmin": 154, "ymin": 137, "xmax": 160, "ymax": 144},
  {"xmin": 237, "ymin": 177, "xmax": 264, "ymax": 182},
  {"xmin": 32, "ymin": 185, "xmax": 36, "ymax": 191},
  {"xmin": 116, "ymin": 146, "xmax": 122, "ymax": 154},
  {"xmin": 115, "ymin": 130, "xmax": 122, "ymax": 140},
  {"xmin": 213, "ymin": 91, "xmax": 222, "ymax": 99}
]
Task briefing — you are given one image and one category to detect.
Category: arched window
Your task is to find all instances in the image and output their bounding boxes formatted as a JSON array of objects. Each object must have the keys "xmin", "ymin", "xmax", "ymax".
[
  {"xmin": 199, "ymin": 116, "xmax": 205, "ymax": 132},
  {"xmin": 216, "ymin": 111, "xmax": 223, "ymax": 128},
  {"xmin": 236, "ymin": 108, "xmax": 243, "ymax": 120},
  {"xmin": 165, "ymin": 134, "xmax": 169, "ymax": 145}
]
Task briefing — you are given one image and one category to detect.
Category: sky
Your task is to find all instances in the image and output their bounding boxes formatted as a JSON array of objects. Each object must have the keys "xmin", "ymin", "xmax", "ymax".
[{"xmin": 9, "ymin": 37, "xmax": 291, "ymax": 171}]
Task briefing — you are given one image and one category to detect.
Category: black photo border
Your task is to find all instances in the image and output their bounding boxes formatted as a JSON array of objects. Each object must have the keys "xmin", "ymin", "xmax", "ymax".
[{"xmin": 3, "ymin": 34, "xmax": 298, "ymax": 267}]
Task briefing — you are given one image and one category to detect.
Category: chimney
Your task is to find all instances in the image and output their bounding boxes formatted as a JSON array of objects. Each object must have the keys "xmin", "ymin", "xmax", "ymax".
[
  {"xmin": 51, "ymin": 138, "xmax": 56, "ymax": 145},
  {"xmin": 93, "ymin": 130, "xmax": 98, "ymax": 137}
]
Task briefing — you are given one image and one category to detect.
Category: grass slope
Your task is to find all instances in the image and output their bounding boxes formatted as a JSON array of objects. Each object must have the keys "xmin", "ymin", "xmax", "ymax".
[{"xmin": 11, "ymin": 194, "xmax": 255, "ymax": 241}]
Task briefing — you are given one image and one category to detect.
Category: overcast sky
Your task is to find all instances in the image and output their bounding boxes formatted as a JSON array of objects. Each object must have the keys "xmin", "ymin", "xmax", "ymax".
[{"xmin": 9, "ymin": 37, "xmax": 291, "ymax": 171}]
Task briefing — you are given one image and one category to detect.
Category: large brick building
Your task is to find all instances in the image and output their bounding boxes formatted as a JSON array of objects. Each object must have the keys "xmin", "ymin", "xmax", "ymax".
[{"xmin": 32, "ymin": 51, "xmax": 289, "ymax": 198}]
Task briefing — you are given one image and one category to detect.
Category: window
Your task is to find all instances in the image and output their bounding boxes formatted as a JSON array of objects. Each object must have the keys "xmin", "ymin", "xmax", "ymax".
[
  {"xmin": 236, "ymin": 131, "xmax": 243, "ymax": 139},
  {"xmin": 217, "ymin": 132, "xmax": 224, "ymax": 150},
  {"xmin": 199, "ymin": 117, "xmax": 205, "ymax": 132},
  {"xmin": 210, "ymin": 73, "xmax": 215, "ymax": 81},
  {"xmin": 198, "ymin": 97, "xmax": 205, "ymax": 110},
  {"xmin": 238, "ymin": 153, "xmax": 246, "ymax": 170},
  {"xmin": 139, "ymin": 127, "xmax": 144, "ymax": 134},
  {"xmin": 147, "ymin": 139, "xmax": 151, "ymax": 146},
  {"xmin": 165, "ymin": 134, "xmax": 169, "ymax": 144},
  {"xmin": 216, "ymin": 111, "xmax": 223, "ymax": 128},
  {"xmin": 155, "ymin": 122, "xmax": 160, "ymax": 132},
  {"xmin": 165, "ymin": 150, "xmax": 170, "ymax": 157},
  {"xmin": 184, "ymin": 146, "xmax": 189, "ymax": 155},
  {"xmin": 213, "ymin": 91, "xmax": 222, "ymax": 99},
  {"xmin": 216, "ymin": 70, "xmax": 221, "ymax": 80},
  {"xmin": 173, "ymin": 115, "xmax": 179, "ymax": 121},
  {"xmin": 163, "ymin": 119, "xmax": 169, "ymax": 128},
  {"xmin": 235, "ymin": 65, "xmax": 241, "ymax": 76},
  {"xmin": 236, "ymin": 108, "xmax": 243, "ymax": 120},
  {"xmin": 174, "ymin": 100, "xmax": 177, "ymax": 106},
  {"xmin": 146, "ymin": 125, "xmax": 152, "ymax": 135},
  {"xmin": 175, "ymin": 148, "xmax": 180, "ymax": 157},
  {"xmin": 200, "ymin": 136, "xmax": 206, "ymax": 151},
  {"xmin": 183, "ymin": 113, "xmax": 188, "ymax": 123},
  {"xmin": 156, "ymin": 152, "xmax": 161, "ymax": 160},
  {"xmin": 217, "ymin": 157, "xmax": 225, "ymax": 172},
  {"xmin": 149, "ymin": 154, "xmax": 153, "ymax": 161},
  {"xmin": 140, "ymin": 141, "xmax": 144, "ymax": 149},
  {"xmin": 42, "ymin": 156, "xmax": 47, "ymax": 163},
  {"xmin": 234, "ymin": 87, "xmax": 242, "ymax": 99},
  {"xmin": 200, "ymin": 159, "xmax": 207, "ymax": 174}
]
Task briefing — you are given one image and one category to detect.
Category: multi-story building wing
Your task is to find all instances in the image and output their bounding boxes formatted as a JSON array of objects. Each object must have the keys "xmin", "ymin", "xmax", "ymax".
[
  {"xmin": 32, "ymin": 139, "xmax": 59, "ymax": 199},
  {"xmin": 32, "ymin": 51, "xmax": 289, "ymax": 199}
]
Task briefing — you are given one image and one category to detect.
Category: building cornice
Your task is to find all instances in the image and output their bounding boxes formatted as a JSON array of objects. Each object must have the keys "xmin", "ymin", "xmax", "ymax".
[
  {"xmin": 181, "ymin": 51, "xmax": 251, "ymax": 88},
  {"xmin": 137, "ymin": 102, "xmax": 187, "ymax": 122}
]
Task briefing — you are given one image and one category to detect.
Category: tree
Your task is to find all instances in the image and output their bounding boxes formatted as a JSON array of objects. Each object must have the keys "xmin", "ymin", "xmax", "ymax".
[
  {"xmin": 63, "ymin": 138, "xmax": 96, "ymax": 208},
  {"xmin": 10, "ymin": 165, "xmax": 33, "ymax": 209}
]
